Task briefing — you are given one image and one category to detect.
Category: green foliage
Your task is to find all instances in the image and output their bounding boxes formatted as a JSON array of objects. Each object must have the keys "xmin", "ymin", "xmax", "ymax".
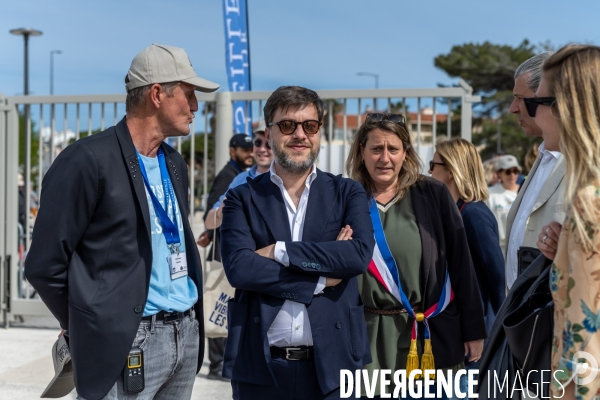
[
  {"xmin": 435, "ymin": 40, "xmax": 548, "ymax": 159},
  {"xmin": 180, "ymin": 133, "xmax": 214, "ymax": 165},
  {"xmin": 434, "ymin": 40, "xmax": 537, "ymax": 114}
]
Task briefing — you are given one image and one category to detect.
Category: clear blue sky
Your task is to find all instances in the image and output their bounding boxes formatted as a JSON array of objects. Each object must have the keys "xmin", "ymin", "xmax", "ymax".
[{"xmin": 1, "ymin": 0, "xmax": 599, "ymax": 97}]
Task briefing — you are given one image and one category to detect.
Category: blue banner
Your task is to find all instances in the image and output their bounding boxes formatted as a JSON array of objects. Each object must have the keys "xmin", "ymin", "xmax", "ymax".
[{"xmin": 223, "ymin": 0, "xmax": 252, "ymax": 134}]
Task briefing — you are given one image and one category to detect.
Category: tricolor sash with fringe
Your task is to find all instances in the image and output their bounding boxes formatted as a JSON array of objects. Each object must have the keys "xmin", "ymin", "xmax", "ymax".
[{"xmin": 367, "ymin": 196, "xmax": 454, "ymax": 378}]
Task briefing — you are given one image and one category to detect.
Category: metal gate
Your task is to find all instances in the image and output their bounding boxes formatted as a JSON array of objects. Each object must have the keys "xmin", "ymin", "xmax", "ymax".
[{"xmin": 0, "ymin": 82, "xmax": 479, "ymax": 327}]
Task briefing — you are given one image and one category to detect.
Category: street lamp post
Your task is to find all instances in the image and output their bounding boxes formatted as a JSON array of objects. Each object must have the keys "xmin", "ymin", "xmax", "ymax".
[
  {"xmin": 50, "ymin": 50, "xmax": 62, "ymax": 95},
  {"xmin": 10, "ymin": 28, "xmax": 43, "ymax": 97},
  {"xmin": 10, "ymin": 27, "xmax": 42, "ymax": 243},
  {"xmin": 357, "ymin": 72, "xmax": 380, "ymax": 112}
]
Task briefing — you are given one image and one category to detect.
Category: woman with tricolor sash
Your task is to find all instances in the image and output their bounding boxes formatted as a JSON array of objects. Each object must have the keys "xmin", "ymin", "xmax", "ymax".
[{"xmin": 346, "ymin": 113, "xmax": 487, "ymax": 399}]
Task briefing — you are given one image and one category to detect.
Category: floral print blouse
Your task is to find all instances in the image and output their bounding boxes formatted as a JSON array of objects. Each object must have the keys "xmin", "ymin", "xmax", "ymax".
[{"xmin": 551, "ymin": 185, "xmax": 600, "ymax": 400}]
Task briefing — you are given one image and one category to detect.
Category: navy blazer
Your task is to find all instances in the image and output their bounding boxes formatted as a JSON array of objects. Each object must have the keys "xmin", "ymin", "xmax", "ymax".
[
  {"xmin": 220, "ymin": 169, "xmax": 375, "ymax": 394},
  {"xmin": 457, "ymin": 200, "xmax": 506, "ymax": 317}
]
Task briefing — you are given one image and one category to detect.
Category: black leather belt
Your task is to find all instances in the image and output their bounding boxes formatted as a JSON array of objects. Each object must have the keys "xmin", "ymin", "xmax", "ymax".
[
  {"xmin": 270, "ymin": 346, "xmax": 314, "ymax": 360},
  {"xmin": 142, "ymin": 308, "xmax": 193, "ymax": 323}
]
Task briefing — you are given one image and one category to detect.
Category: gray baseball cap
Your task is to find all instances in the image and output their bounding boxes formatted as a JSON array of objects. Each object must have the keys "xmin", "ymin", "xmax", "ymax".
[
  {"xmin": 41, "ymin": 335, "xmax": 75, "ymax": 398},
  {"xmin": 125, "ymin": 44, "xmax": 220, "ymax": 93},
  {"xmin": 496, "ymin": 154, "xmax": 522, "ymax": 171}
]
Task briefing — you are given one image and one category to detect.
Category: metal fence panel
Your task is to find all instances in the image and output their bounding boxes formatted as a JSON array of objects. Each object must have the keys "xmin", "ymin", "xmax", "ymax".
[
  {"xmin": 1, "ymin": 84, "xmax": 478, "ymax": 324},
  {"xmin": 1, "ymin": 93, "xmax": 218, "ymax": 325}
]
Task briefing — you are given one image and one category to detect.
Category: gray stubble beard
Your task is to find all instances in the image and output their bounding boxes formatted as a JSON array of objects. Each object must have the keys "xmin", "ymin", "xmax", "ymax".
[{"xmin": 270, "ymin": 137, "xmax": 320, "ymax": 175}]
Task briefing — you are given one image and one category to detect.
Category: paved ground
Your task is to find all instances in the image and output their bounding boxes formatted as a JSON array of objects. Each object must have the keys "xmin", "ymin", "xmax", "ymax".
[{"xmin": 0, "ymin": 317, "xmax": 233, "ymax": 400}]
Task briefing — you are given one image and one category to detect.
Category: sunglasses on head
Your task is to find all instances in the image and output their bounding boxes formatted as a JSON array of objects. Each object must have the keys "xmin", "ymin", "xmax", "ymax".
[
  {"xmin": 523, "ymin": 97, "xmax": 556, "ymax": 117},
  {"xmin": 366, "ymin": 113, "xmax": 406, "ymax": 125},
  {"xmin": 268, "ymin": 120, "xmax": 322, "ymax": 135},
  {"xmin": 253, "ymin": 138, "xmax": 271, "ymax": 150},
  {"xmin": 502, "ymin": 168, "xmax": 520, "ymax": 175}
]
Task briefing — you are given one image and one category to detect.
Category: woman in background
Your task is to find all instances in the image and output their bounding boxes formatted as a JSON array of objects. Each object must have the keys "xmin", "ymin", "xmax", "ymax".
[{"xmin": 430, "ymin": 138, "xmax": 505, "ymax": 338}]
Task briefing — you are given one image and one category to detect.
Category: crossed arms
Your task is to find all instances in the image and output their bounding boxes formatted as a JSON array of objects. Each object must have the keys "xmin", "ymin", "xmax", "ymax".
[{"xmin": 220, "ymin": 181, "xmax": 375, "ymax": 305}]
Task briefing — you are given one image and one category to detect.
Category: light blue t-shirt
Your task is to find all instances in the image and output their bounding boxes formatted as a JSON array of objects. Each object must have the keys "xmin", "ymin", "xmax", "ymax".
[{"xmin": 139, "ymin": 154, "xmax": 198, "ymax": 316}]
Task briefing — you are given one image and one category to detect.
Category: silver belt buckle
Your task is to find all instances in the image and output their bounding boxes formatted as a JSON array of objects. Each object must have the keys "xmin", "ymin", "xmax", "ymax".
[{"xmin": 285, "ymin": 347, "xmax": 301, "ymax": 360}]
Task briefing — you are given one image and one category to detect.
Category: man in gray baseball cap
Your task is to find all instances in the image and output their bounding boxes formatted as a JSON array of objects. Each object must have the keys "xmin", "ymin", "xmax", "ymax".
[{"xmin": 27, "ymin": 44, "xmax": 217, "ymax": 400}]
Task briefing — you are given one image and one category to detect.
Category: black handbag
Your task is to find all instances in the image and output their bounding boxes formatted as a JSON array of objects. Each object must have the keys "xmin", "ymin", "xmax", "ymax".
[
  {"xmin": 503, "ymin": 257, "xmax": 553, "ymax": 399},
  {"xmin": 517, "ymin": 246, "xmax": 542, "ymax": 276},
  {"xmin": 478, "ymin": 254, "xmax": 553, "ymax": 399}
]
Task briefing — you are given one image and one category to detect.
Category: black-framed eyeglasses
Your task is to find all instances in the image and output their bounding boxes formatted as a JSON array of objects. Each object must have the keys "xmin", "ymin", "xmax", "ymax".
[
  {"xmin": 268, "ymin": 120, "xmax": 322, "ymax": 135},
  {"xmin": 253, "ymin": 138, "xmax": 271, "ymax": 150},
  {"xmin": 523, "ymin": 97, "xmax": 556, "ymax": 117},
  {"xmin": 366, "ymin": 113, "xmax": 406, "ymax": 125},
  {"xmin": 429, "ymin": 160, "xmax": 445, "ymax": 171}
]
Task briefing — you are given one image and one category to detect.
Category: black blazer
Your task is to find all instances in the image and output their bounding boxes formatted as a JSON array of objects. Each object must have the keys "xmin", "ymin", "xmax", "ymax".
[
  {"xmin": 25, "ymin": 118, "xmax": 204, "ymax": 400},
  {"xmin": 220, "ymin": 170, "xmax": 375, "ymax": 395},
  {"xmin": 410, "ymin": 178, "xmax": 487, "ymax": 367}
]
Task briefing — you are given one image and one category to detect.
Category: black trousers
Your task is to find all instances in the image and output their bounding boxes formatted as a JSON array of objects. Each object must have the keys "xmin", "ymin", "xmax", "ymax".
[
  {"xmin": 208, "ymin": 337, "xmax": 226, "ymax": 374},
  {"xmin": 232, "ymin": 356, "xmax": 344, "ymax": 400}
]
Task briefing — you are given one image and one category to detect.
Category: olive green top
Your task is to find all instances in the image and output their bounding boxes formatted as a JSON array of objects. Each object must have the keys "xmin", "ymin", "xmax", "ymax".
[{"xmin": 358, "ymin": 189, "xmax": 462, "ymax": 396}]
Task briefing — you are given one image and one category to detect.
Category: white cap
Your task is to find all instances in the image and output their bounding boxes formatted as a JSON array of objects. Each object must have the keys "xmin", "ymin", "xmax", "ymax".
[
  {"xmin": 496, "ymin": 154, "xmax": 522, "ymax": 171},
  {"xmin": 41, "ymin": 335, "xmax": 75, "ymax": 398},
  {"xmin": 125, "ymin": 44, "xmax": 220, "ymax": 93}
]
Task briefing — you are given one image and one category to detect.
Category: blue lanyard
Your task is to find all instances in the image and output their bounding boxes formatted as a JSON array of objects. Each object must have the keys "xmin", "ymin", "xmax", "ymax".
[{"xmin": 137, "ymin": 147, "xmax": 181, "ymax": 252}]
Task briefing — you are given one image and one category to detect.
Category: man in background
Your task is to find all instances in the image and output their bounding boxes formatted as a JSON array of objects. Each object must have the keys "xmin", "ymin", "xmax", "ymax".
[
  {"xmin": 504, "ymin": 52, "xmax": 566, "ymax": 289},
  {"xmin": 200, "ymin": 132, "xmax": 253, "ymax": 380},
  {"xmin": 205, "ymin": 122, "xmax": 273, "ymax": 230}
]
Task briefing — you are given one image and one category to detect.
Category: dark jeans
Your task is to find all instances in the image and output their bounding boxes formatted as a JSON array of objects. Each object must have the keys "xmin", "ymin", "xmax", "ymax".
[
  {"xmin": 232, "ymin": 356, "xmax": 343, "ymax": 400},
  {"xmin": 208, "ymin": 337, "xmax": 226, "ymax": 375}
]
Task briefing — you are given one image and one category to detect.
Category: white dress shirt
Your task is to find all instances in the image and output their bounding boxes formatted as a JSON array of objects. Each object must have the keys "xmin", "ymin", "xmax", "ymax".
[
  {"xmin": 269, "ymin": 162, "xmax": 326, "ymax": 347},
  {"xmin": 505, "ymin": 142, "xmax": 562, "ymax": 288}
]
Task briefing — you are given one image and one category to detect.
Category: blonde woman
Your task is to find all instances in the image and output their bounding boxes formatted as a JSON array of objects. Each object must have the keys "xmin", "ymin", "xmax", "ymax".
[
  {"xmin": 528, "ymin": 44, "xmax": 600, "ymax": 400},
  {"xmin": 347, "ymin": 114, "xmax": 486, "ymax": 398},
  {"xmin": 430, "ymin": 138, "xmax": 505, "ymax": 338}
]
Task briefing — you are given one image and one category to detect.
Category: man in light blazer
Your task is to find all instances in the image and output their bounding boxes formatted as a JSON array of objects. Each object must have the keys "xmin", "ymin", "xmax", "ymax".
[{"xmin": 505, "ymin": 52, "xmax": 566, "ymax": 289}]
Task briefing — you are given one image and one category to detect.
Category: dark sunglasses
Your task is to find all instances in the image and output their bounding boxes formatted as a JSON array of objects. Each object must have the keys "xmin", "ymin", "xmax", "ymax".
[
  {"xmin": 429, "ymin": 160, "xmax": 445, "ymax": 171},
  {"xmin": 268, "ymin": 120, "xmax": 322, "ymax": 135},
  {"xmin": 366, "ymin": 113, "xmax": 406, "ymax": 125},
  {"xmin": 523, "ymin": 97, "xmax": 556, "ymax": 117},
  {"xmin": 503, "ymin": 168, "xmax": 520, "ymax": 175},
  {"xmin": 253, "ymin": 138, "xmax": 271, "ymax": 150}
]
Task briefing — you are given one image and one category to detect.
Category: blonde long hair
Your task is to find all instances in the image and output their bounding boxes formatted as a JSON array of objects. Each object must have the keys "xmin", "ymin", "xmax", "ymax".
[
  {"xmin": 346, "ymin": 119, "xmax": 422, "ymax": 199},
  {"xmin": 544, "ymin": 44, "xmax": 600, "ymax": 251},
  {"xmin": 436, "ymin": 138, "xmax": 489, "ymax": 202}
]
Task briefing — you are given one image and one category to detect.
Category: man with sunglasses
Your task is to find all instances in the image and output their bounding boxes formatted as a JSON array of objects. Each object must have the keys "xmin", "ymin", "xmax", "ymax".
[
  {"xmin": 219, "ymin": 86, "xmax": 374, "ymax": 399},
  {"xmin": 205, "ymin": 122, "xmax": 273, "ymax": 230},
  {"xmin": 505, "ymin": 52, "xmax": 566, "ymax": 290}
]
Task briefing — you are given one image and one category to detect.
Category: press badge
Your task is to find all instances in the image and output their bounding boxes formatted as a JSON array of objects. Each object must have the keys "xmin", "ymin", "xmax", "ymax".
[{"xmin": 168, "ymin": 252, "xmax": 188, "ymax": 280}]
